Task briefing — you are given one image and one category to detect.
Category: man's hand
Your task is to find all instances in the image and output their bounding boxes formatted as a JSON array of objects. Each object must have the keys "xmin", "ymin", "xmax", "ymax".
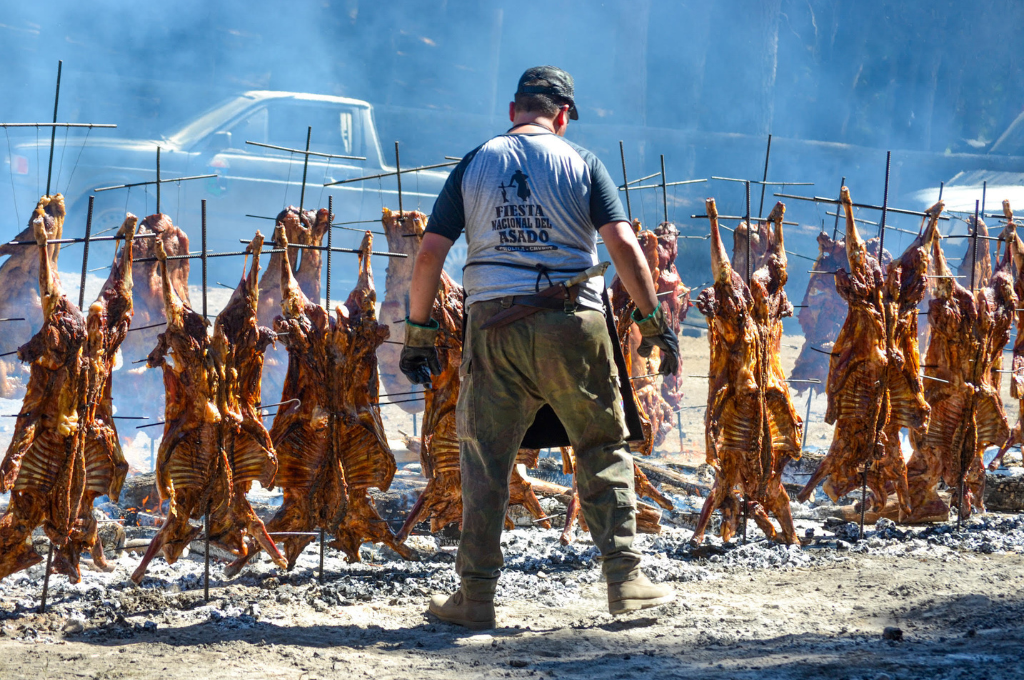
[
  {"xmin": 632, "ymin": 304, "xmax": 680, "ymax": 376},
  {"xmin": 400, "ymin": 318, "xmax": 442, "ymax": 386}
]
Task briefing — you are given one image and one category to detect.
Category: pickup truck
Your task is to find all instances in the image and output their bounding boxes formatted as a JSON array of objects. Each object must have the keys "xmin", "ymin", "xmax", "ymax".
[
  {"xmin": 3, "ymin": 91, "xmax": 450, "ymax": 283},
  {"xmin": 910, "ymin": 109, "xmax": 1024, "ymax": 220}
]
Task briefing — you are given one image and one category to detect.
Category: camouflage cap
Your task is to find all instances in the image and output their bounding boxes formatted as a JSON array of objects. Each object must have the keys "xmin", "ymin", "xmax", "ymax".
[{"xmin": 516, "ymin": 66, "xmax": 578, "ymax": 120}]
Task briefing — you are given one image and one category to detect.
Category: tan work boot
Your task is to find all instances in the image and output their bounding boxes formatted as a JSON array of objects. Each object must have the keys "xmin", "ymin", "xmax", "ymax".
[
  {"xmin": 607, "ymin": 572, "xmax": 674, "ymax": 615},
  {"xmin": 427, "ymin": 590, "xmax": 496, "ymax": 630}
]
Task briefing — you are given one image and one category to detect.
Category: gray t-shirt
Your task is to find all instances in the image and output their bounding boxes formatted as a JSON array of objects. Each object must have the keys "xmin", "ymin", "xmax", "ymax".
[{"xmin": 426, "ymin": 131, "xmax": 627, "ymax": 310}]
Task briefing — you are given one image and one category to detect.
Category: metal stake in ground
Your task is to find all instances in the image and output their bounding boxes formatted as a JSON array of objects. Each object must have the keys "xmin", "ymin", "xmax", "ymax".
[
  {"xmin": 326, "ymin": 195, "xmax": 333, "ymax": 309},
  {"xmin": 45, "ymin": 60, "xmax": 62, "ymax": 196},
  {"xmin": 758, "ymin": 134, "xmax": 772, "ymax": 218},
  {"xmin": 619, "ymin": 141, "xmax": 632, "ymax": 223},
  {"xmin": 395, "ymin": 141, "xmax": 403, "ymax": 215},
  {"xmin": 156, "ymin": 147, "xmax": 161, "ymax": 214},
  {"xmin": 299, "ymin": 127, "xmax": 312, "ymax": 212},
  {"xmin": 201, "ymin": 199, "xmax": 208, "ymax": 319},
  {"xmin": 861, "ymin": 152, "xmax": 893, "ymax": 541},
  {"xmin": 660, "ymin": 155, "xmax": 668, "ymax": 224},
  {"xmin": 38, "ymin": 541, "xmax": 53, "ymax": 614},
  {"xmin": 831, "ymin": 176, "xmax": 846, "ymax": 240},
  {"xmin": 319, "ymin": 528, "xmax": 325, "ymax": 584},
  {"xmin": 801, "ymin": 390, "xmax": 812, "ymax": 451},
  {"xmin": 745, "ymin": 181, "xmax": 752, "ymax": 285},
  {"xmin": 204, "ymin": 509, "xmax": 211, "ymax": 601},
  {"xmin": 78, "ymin": 195, "xmax": 94, "ymax": 309}
]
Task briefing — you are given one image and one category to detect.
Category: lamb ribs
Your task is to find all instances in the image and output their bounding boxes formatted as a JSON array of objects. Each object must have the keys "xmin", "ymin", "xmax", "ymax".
[
  {"xmin": 0, "ymin": 195, "xmax": 65, "ymax": 399},
  {"xmin": 905, "ymin": 209, "xmax": 1014, "ymax": 522},
  {"xmin": 120, "ymin": 214, "xmax": 191, "ymax": 410},
  {"xmin": 53, "ymin": 214, "xmax": 137, "ymax": 580},
  {"xmin": 690, "ymin": 200, "xmax": 802, "ymax": 545},
  {"xmin": 131, "ymin": 233, "xmax": 286, "ymax": 583},
  {"xmin": 0, "ymin": 196, "xmax": 89, "ymax": 580},
  {"xmin": 791, "ymin": 232, "xmax": 891, "ymax": 388},
  {"xmin": 260, "ymin": 224, "xmax": 411, "ymax": 567},
  {"xmin": 796, "ymin": 189, "xmax": 940, "ymax": 517}
]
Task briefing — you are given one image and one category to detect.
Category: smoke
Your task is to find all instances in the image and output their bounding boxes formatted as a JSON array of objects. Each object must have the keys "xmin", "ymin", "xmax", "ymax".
[{"xmin": 1, "ymin": 0, "xmax": 1023, "ymax": 309}]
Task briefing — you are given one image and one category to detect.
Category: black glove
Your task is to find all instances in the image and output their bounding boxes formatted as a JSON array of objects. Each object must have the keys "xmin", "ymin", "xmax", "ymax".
[
  {"xmin": 400, "ymin": 318, "xmax": 442, "ymax": 386},
  {"xmin": 632, "ymin": 303, "xmax": 680, "ymax": 376}
]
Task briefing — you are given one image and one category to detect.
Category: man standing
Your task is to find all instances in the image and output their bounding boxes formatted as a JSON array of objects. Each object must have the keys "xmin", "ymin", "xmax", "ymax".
[{"xmin": 400, "ymin": 66, "xmax": 679, "ymax": 630}]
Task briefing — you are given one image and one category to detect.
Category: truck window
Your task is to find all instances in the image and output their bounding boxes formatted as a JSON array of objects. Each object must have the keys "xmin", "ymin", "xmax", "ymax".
[
  {"xmin": 228, "ymin": 107, "xmax": 269, "ymax": 147},
  {"xmin": 262, "ymin": 101, "xmax": 363, "ymax": 158}
]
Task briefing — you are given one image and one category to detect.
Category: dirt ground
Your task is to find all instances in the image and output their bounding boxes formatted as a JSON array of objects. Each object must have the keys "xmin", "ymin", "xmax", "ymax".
[
  {"xmin": 2, "ymin": 308, "xmax": 1023, "ymax": 679},
  {"xmin": 0, "ymin": 551, "xmax": 1021, "ymax": 680}
]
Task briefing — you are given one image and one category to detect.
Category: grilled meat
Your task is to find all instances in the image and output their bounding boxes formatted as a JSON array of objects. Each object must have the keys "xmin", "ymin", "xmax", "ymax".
[
  {"xmin": 131, "ymin": 238, "xmax": 224, "ymax": 584},
  {"xmin": 394, "ymin": 221, "xmax": 562, "ymax": 539},
  {"xmin": 0, "ymin": 197, "xmax": 88, "ymax": 580},
  {"xmin": 958, "ymin": 214, "xmax": 993, "ymax": 291},
  {"xmin": 211, "ymin": 231, "xmax": 288, "ymax": 577},
  {"xmin": 325, "ymin": 231, "xmax": 412, "ymax": 560},
  {"xmin": 120, "ymin": 214, "xmax": 190, "ymax": 408},
  {"xmin": 906, "ymin": 211, "xmax": 1014, "ymax": 522},
  {"xmin": 690, "ymin": 200, "xmax": 802, "ymax": 545},
  {"xmin": 377, "ymin": 208, "xmax": 429, "ymax": 413},
  {"xmin": 610, "ymin": 223, "xmax": 671, "ymax": 452},
  {"xmin": 249, "ymin": 226, "xmax": 410, "ymax": 567},
  {"xmin": 791, "ymin": 231, "xmax": 891, "ymax": 388},
  {"xmin": 994, "ymin": 203, "xmax": 1024, "ymax": 470},
  {"xmin": 257, "ymin": 207, "xmax": 315, "ymax": 409},
  {"xmin": 396, "ymin": 268, "xmax": 467, "ymax": 538},
  {"xmin": 654, "ymin": 223, "xmax": 692, "ymax": 410},
  {"xmin": 52, "ymin": 214, "xmax": 136, "ymax": 581},
  {"xmin": 0, "ymin": 195, "xmax": 65, "ymax": 398},
  {"xmin": 796, "ymin": 189, "xmax": 939, "ymax": 516}
]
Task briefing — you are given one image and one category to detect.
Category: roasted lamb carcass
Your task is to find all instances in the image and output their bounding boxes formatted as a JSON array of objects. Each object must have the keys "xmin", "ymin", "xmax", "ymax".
[
  {"xmin": 790, "ymin": 231, "xmax": 891, "ymax": 387},
  {"xmin": 732, "ymin": 218, "xmax": 774, "ymax": 283},
  {"xmin": 52, "ymin": 214, "xmax": 137, "ymax": 581},
  {"xmin": 957, "ymin": 214, "xmax": 993, "ymax": 290},
  {"xmin": 257, "ymin": 206, "xmax": 316, "ymax": 408},
  {"xmin": 796, "ymin": 189, "xmax": 939, "ymax": 517},
  {"xmin": 610, "ymin": 222, "xmax": 672, "ymax": 452},
  {"xmin": 0, "ymin": 198, "xmax": 88, "ymax": 580},
  {"xmin": 653, "ymin": 222, "xmax": 692, "ymax": 411},
  {"xmin": 377, "ymin": 208, "xmax": 430, "ymax": 412},
  {"xmin": 120, "ymin": 214, "xmax": 191, "ymax": 408},
  {"xmin": 994, "ymin": 203, "xmax": 1024, "ymax": 470},
  {"xmin": 247, "ymin": 226, "xmax": 410, "ymax": 567},
  {"xmin": 323, "ymin": 231, "xmax": 413, "ymax": 560},
  {"xmin": 689, "ymin": 200, "xmax": 802, "ymax": 545},
  {"xmin": 905, "ymin": 211, "xmax": 1014, "ymax": 522},
  {"xmin": 396, "ymin": 268, "xmax": 467, "ymax": 538},
  {"xmin": 0, "ymin": 194, "xmax": 65, "ymax": 398},
  {"xmin": 131, "ymin": 239, "xmax": 226, "ymax": 584},
  {"xmin": 210, "ymin": 232, "xmax": 288, "ymax": 577}
]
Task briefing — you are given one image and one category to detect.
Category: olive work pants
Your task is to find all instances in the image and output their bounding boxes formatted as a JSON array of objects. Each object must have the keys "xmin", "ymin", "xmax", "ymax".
[{"xmin": 455, "ymin": 299, "xmax": 642, "ymax": 599}]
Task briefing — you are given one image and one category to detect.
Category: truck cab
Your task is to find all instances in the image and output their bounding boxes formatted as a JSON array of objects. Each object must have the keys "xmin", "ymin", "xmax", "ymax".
[{"xmin": 5, "ymin": 91, "xmax": 449, "ymax": 286}]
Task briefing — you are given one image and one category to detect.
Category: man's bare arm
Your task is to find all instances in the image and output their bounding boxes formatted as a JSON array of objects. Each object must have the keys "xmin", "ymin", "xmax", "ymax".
[
  {"xmin": 598, "ymin": 221, "xmax": 659, "ymax": 316},
  {"xmin": 408, "ymin": 232, "xmax": 455, "ymax": 325}
]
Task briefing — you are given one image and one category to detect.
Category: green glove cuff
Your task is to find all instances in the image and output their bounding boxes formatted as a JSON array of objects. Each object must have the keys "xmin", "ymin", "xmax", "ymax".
[
  {"xmin": 631, "ymin": 303, "xmax": 668, "ymax": 336},
  {"xmin": 404, "ymin": 317, "xmax": 440, "ymax": 348}
]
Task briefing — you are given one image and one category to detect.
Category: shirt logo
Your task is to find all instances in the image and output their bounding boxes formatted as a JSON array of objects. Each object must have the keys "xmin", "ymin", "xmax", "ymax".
[{"xmin": 508, "ymin": 169, "xmax": 531, "ymax": 201}]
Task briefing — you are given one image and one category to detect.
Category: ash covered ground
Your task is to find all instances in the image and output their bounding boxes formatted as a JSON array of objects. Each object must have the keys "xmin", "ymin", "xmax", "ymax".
[
  {"xmin": 2, "ymin": 314, "xmax": 1024, "ymax": 678},
  {"xmin": 1, "ymin": 515, "xmax": 1024, "ymax": 679}
]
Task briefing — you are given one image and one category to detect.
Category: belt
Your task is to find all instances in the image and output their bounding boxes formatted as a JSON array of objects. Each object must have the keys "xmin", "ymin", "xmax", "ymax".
[{"xmin": 480, "ymin": 284, "xmax": 580, "ymax": 330}]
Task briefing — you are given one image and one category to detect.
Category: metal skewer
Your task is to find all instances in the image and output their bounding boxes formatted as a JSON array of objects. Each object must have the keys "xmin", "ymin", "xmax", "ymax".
[
  {"xmin": 45, "ymin": 61, "xmax": 61, "ymax": 196},
  {"xmin": 619, "ymin": 141, "xmax": 631, "ymax": 222}
]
